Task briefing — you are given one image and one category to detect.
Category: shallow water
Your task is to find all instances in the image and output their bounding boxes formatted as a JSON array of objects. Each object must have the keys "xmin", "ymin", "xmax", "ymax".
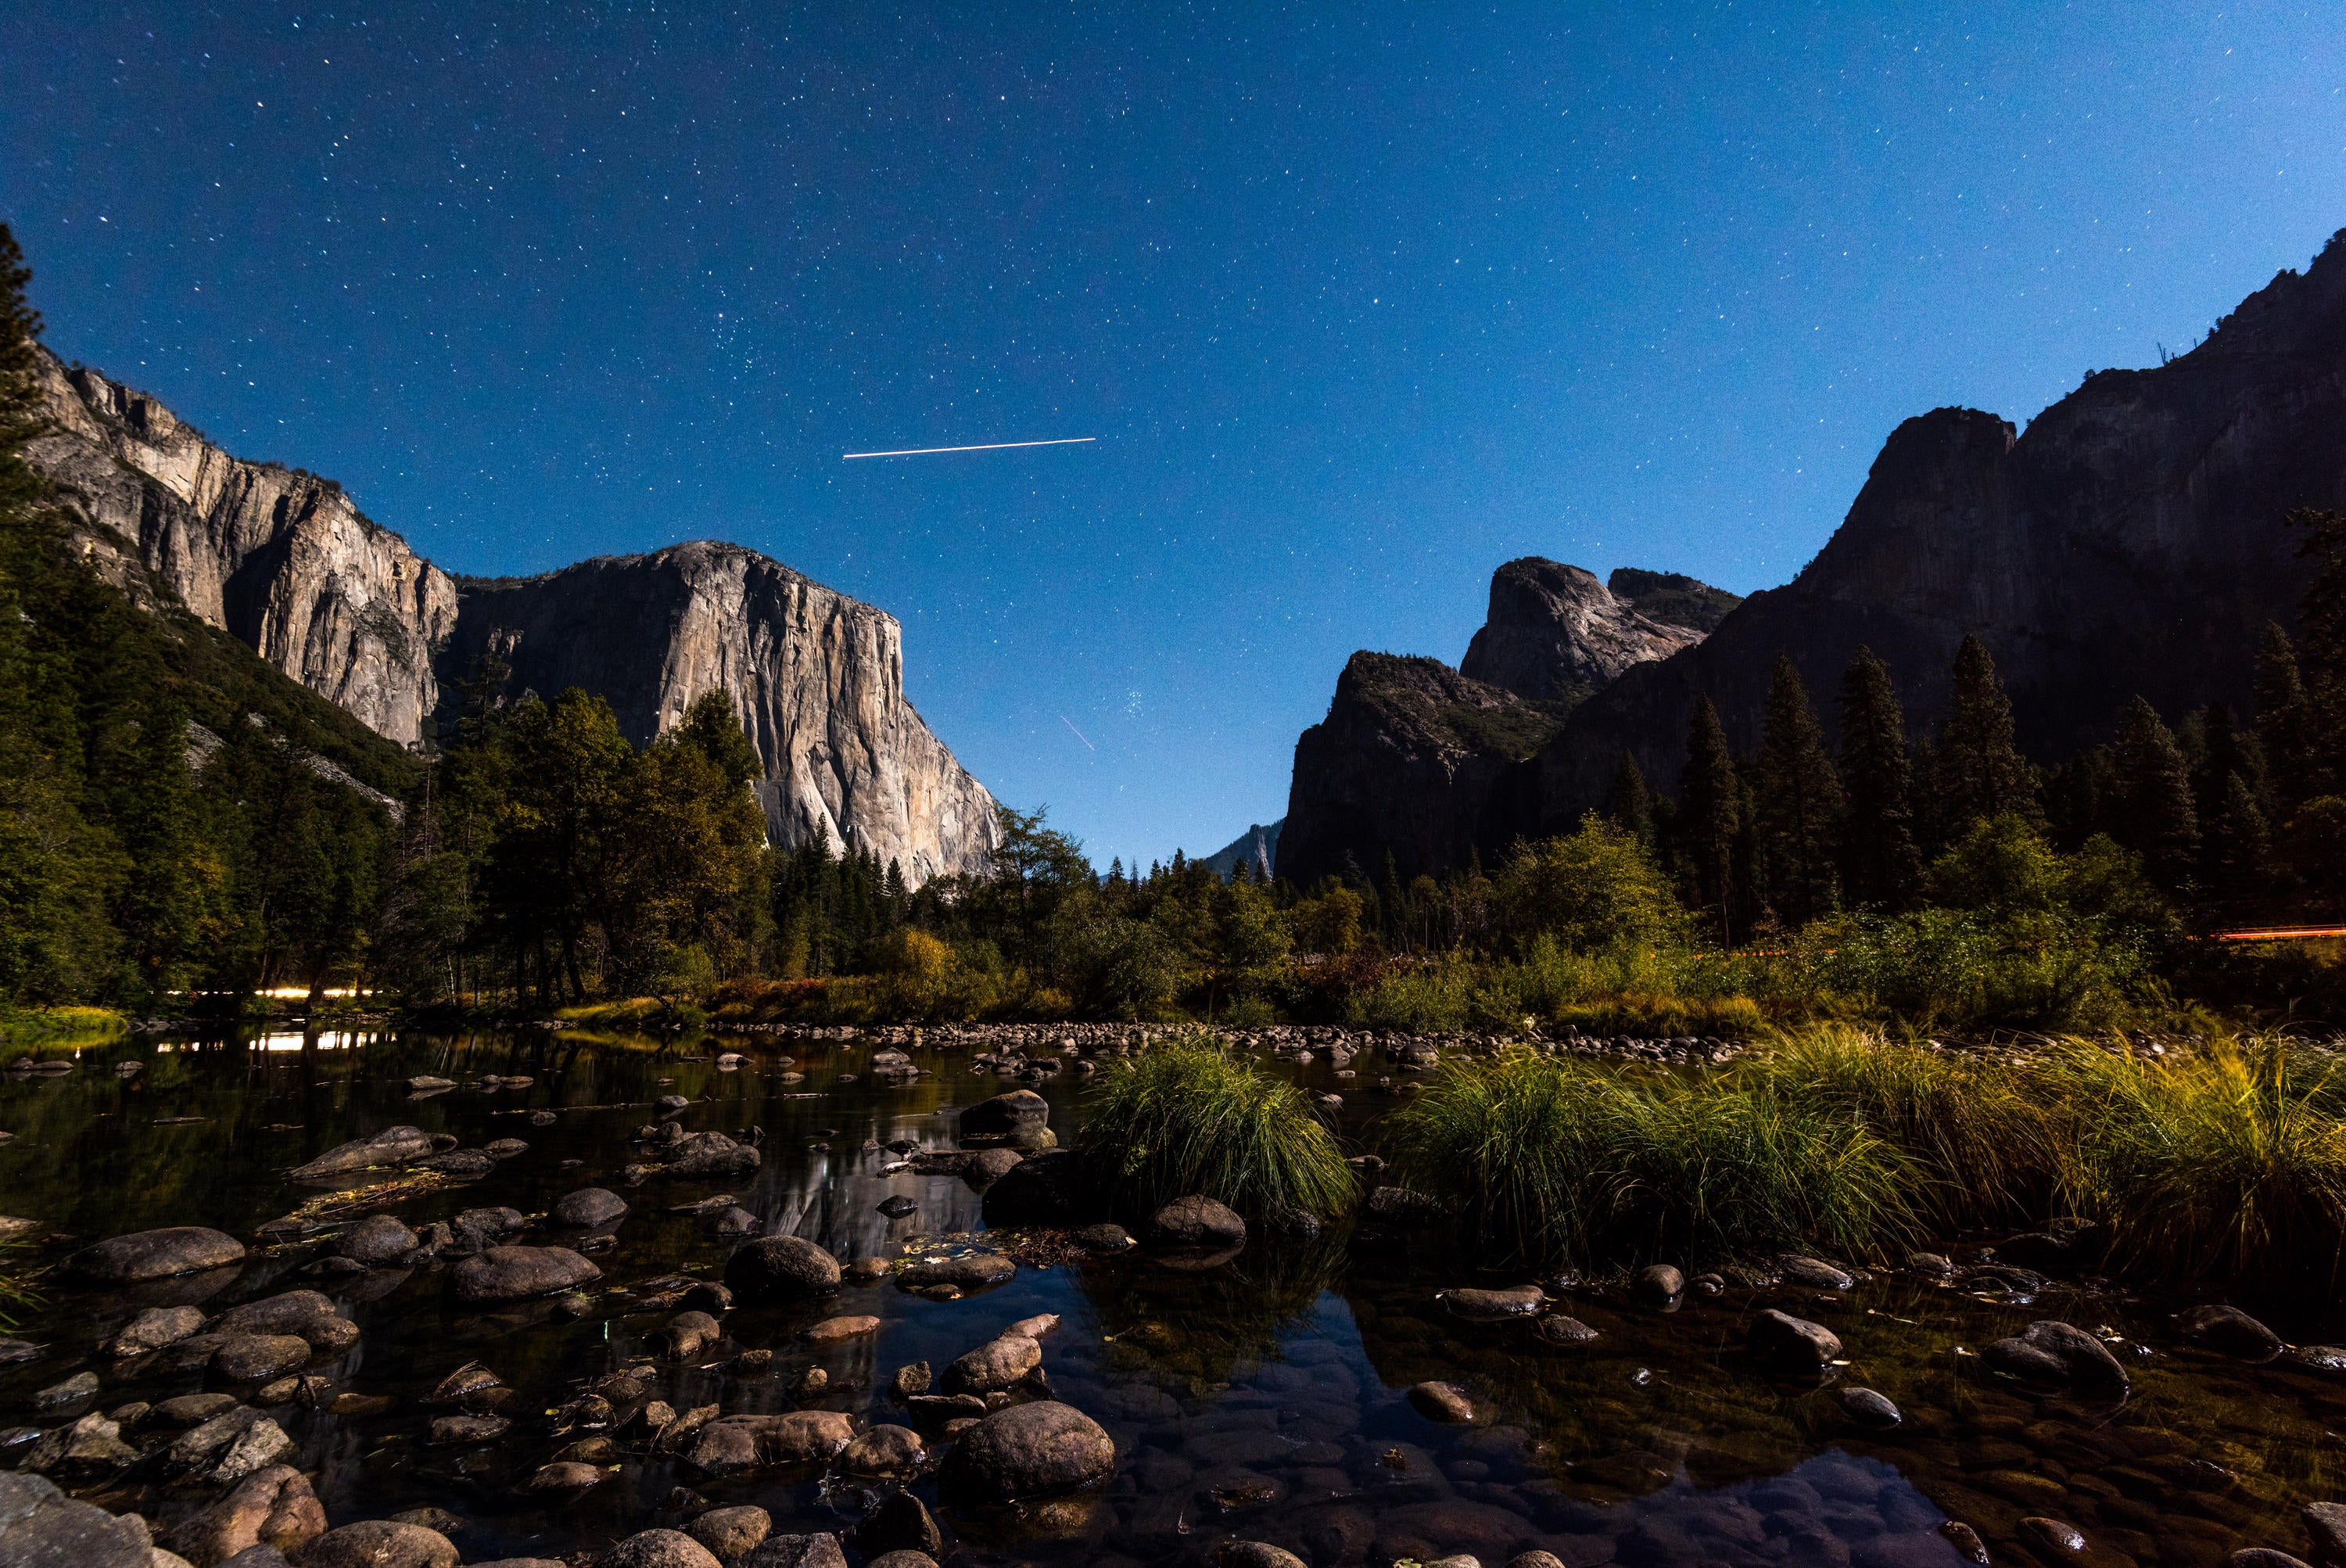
[{"xmin": 1, "ymin": 1028, "xmax": 2342, "ymax": 1567}]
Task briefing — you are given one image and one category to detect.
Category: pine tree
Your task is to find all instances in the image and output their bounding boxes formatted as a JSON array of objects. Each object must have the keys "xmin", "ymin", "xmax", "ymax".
[
  {"xmin": 1754, "ymin": 655, "xmax": 1841, "ymax": 924},
  {"xmin": 1677, "ymin": 697, "xmax": 1740, "ymax": 941},
  {"xmin": 1835, "ymin": 646, "xmax": 1921, "ymax": 910},
  {"xmin": 2111, "ymin": 695, "xmax": 2200, "ymax": 890},
  {"xmin": 2256, "ymin": 622, "xmax": 2320, "ymax": 811},
  {"xmin": 2206, "ymin": 771, "xmax": 2271, "ymax": 906},
  {"xmin": 1935, "ymin": 635, "xmax": 2039, "ymax": 834},
  {"xmin": 1607, "ymin": 749, "xmax": 1652, "ymax": 842}
]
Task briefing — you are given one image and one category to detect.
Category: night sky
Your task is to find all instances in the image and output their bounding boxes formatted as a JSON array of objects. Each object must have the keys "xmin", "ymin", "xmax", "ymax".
[{"xmin": 5, "ymin": 4, "xmax": 2343, "ymax": 871}]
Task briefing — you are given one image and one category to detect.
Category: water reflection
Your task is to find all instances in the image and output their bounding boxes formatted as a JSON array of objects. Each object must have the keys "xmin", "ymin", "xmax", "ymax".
[{"xmin": 0, "ymin": 1028, "xmax": 2337, "ymax": 1566}]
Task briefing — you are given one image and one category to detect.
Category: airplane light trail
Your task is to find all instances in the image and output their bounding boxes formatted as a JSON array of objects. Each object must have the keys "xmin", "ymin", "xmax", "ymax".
[
  {"xmin": 1060, "ymin": 715, "xmax": 1096, "ymax": 751},
  {"xmin": 843, "ymin": 436, "xmax": 1096, "ymax": 460}
]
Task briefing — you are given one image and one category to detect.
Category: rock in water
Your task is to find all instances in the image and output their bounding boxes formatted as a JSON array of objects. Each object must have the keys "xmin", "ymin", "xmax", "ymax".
[
  {"xmin": 450, "ymin": 1246, "xmax": 602, "ymax": 1304},
  {"xmin": 69, "ymin": 1226, "xmax": 246, "ymax": 1283},
  {"xmin": 1406, "ymin": 1381, "xmax": 1476, "ymax": 1423},
  {"xmin": 723, "ymin": 1236, "xmax": 841, "ymax": 1304},
  {"xmin": 1441, "ymin": 1285, "xmax": 1544, "ymax": 1319},
  {"xmin": 685, "ymin": 1506, "xmax": 770, "ymax": 1561},
  {"xmin": 938, "ymin": 1401, "xmax": 1115, "ymax": 1503},
  {"xmin": 2176, "ymin": 1303, "xmax": 2284, "ymax": 1361},
  {"xmin": 285, "ymin": 1127, "xmax": 432, "ymax": 1181},
  {"xmin": 332, "ymin": 1214, "xmax": 418, "ymax": 1266},
  {"xmin": 957, "ymin": 1089, "xmax": 1049, "ymax": 1142},
  {"xmin": 172, "ymin": 1462, "xmax": 326, "ymax": 1564},
  {"xmin": 282, "ymin": 1517, "xmax": 458, "ymax": 1567},
  {"xmin": 599, "ymin": 1530, "xmax": 722, "ymax": 1568},
  {"xmin": 0, "ymin": 1471, "xmax": 154, "ymax": 1566},
  {"xmin": 1146, "ymin": 1195, "xmax": 1247, "ymax": 1247},
  {"xmin": 1748, "ymin": 1308, "xmax": 1841, "ymax": 1369},
  {"xmin": 942, "ymin": 1334, "xmax": 1041, "ymax": 1394},
  {"xmin": 551, "ymin": 1189, "xmax": 628, "ymax": 1228}
]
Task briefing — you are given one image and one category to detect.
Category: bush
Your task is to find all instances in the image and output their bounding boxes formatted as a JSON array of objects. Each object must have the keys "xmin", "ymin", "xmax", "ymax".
[
  {"xmin": 1078, "ymin": 1038, "xmax": 1355, "ymax": 1220},
  {"xmin": 1497, "ymin": 814, "xmax": 1689, "ymax": 953}
]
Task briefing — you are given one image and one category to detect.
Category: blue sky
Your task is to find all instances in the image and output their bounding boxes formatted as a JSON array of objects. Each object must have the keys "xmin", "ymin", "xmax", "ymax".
[{"xmin": 5, "ymin": 2, "xmax": 2343, "ymax": 870}]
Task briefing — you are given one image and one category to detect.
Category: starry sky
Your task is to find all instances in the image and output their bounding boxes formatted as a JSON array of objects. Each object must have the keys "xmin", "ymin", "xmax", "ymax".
[{"xmin": 5, "ymin": 4, "xmax": 2344, "ymax": 872}]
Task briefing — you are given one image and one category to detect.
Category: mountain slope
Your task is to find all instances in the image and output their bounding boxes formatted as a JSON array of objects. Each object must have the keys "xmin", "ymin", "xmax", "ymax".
[{"xmin": 1539, "ymin": 229, "xmax": 2346, "ymax": 824}]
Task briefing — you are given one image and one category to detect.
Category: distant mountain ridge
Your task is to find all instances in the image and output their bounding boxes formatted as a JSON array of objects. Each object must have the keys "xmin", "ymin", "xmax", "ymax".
[
  {"xmin": 1196, "ymin": 820, "xmax": 1282, "ymax": 881},
  {"xmin": 27, "ymin": 347, "xmax": 999, "ymax": 882}
]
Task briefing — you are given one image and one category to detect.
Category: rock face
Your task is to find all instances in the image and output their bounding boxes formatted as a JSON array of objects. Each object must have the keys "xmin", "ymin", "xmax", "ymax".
[
  {"xmin": 1460, "ymin": 558, "xmax": 1711, "ymax": 701},
  {"xmin": 27, "ymin": 351, "xmax": 999, "ymax": 883},
  {"xmin": 1197, "ymin": 820, "xmax": 1282, "ymax": 882},
  {"xmin": 1541, "ymin": 230, "xmax": 2346, "ymax": 822}
]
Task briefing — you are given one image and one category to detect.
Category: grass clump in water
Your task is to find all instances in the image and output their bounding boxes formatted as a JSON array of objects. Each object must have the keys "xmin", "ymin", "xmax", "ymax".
[
  {"xmin": 1078, "ymin": 1036, "xmax": 1355, "ymax": 1221},
  {"xmin": 1383, "ymin": 1046, "xmax": 1914, "ymax": 1268},
  {"xmin": 2037, "ymin": 1033, "xmax": 2346, "ymax": 1286}
]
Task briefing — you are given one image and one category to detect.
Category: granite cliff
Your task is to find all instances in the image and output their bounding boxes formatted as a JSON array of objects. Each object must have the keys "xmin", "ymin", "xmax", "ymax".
[
  {"xmin": 1276, "ymin": 559, "xmax": 1734, "ymax": 886},
  {"xmin": 1539, "ymin": 228, "xmax": 2346, "ymax": 825},
  {"xmin": 27, "ymin": 348, "xmax": 999, "ymax": 881}
]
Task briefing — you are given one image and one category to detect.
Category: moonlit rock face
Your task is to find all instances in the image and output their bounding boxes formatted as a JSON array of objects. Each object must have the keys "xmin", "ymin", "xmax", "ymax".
[
  {"xmin": 1460, "ymin": 557, "xmax": 1706, "ymax": 701},
  {"xmin": 27, "ymin": 348, "xmax": 999, "ymax": 884}
]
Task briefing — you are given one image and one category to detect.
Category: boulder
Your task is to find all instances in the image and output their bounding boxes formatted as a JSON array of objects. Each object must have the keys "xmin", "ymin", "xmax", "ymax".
[
  {"xmin": 450, "ymin": 1208, "xmax": 527, "ymax": 1250},
  {"xmin": 1777, "ymin": 1255, "xmax": 1855, "ymax": 1290},
  {"xmin": 70, "ymin": 1227, "xmax": 246, "ymax": 1283},
  {"xmin": 522, "ymin": 1462, "xmax": 601, "ymax": 1491},
  {"xmin": 662, "ymin": 1311, "xmax": 723, "ymax": 1360},
  {"xmin": 1218, "ymin": 1546, "xmax": 1308, "ymax": 1568},
  {"xmin": 553, "ymin": 1189, "xmax": 628, "ymax": 1228},
  {"xmin": 801, "ymin": 1315, "xmax": 880, "ymax": 1344},
  {"xmin": 1407, "ymin": 1381, "xmax": 1476, "ymax": 1423},
  {"xmin": 215, "ymin": 1293, "xmax": 359, "ymax": 1353},
  {"xmin": 838, "ymin": 1424, "xmax": 926, "ymax": 1477},
  {"xmin": 413, "ymin": 1149, "xmax": 494, "ymax": 1178},
  {"xmin": 212, "ymin": 1336, "xmax": 312, "ymax": 1383},
  {"xmin": 1147, "ymin": 1195, "xmax": 1247, "ymax": 1248},
  {"xmin": 173, "ymin": 1465, "xmax": 326, "ymax": 1567},
  {"xmin": 450, "ymin": 1247, "xmax": 603, "ymax": 1304},
  {"xmin": 1629, "ymin": 1264, "xmax": 1683, "ymax": 1304},
  {"xmin": 737, "ymin": 1538, "xmax": 847, "ymax": 1568},
  {"xmin": 684, "ymin": 1412, "xmax": 856, "ymax": 1476},
  {"xmin": 852, "ymin": 1492, "xmax": 940, "ymax": 1559},
  {"xmin": 109, "ymin": 1305, "xmax": 206, "ymax": 1356},
  {"xmin": 685, "ymin": 1507, "xmax": 769, "ymax": 1561},
  {"xmin": 938, "ymin": 1400, "xmax": 1115, "ymax": 1503},
  {"xmin": 598, "ymin": 1530, "xmax": 720, "ymax": 1568},
  {"xmin": 723, "ymin": 1236, "xmax": 841, "ymax": 1304},
  {"xmin": 2011, "ymin": 1320, "xmax": 2129, "ymax": 1396},
  {"xmin": 2302, "ymin": 1501, "xmax": 2346, "ymax": 1561},
  {"xmin": 659, "ymin": 1132, "xmax": 761, "ymax": 1179},
  {"xmin": 1071, "ymin": 1223, "xmax": 1134, "ymax": 1253},
  {"xmin": 1533, "ymin": 1315, "xmax": 1599, "ymax": 1345},
  {"xmin": 1748, "ymin": 1308, "xmax": 1841, "ymax": 1369},
  {"xmin": 286, "ymin": 1520, "xmax": 458, "ymax": 1568},
  {"xmin": 942, "ymin": 1334, "xmax": 1042, "ymax": 1394},
  {"xmin": 286, "ymin": 1127, "xmax": 432, "ymax": 1181},
  {"xmin": 958, "ymin": 1089, "xmax": 1050, "ymax": 1142},
  {"xmin": 1835, "ymin": 1387, "xmax": 1902, "ymax": 1427},
  {"xmin": 2177, "ymin": 1304, "xmax": 2284, "ymax": 1361},
  {"xmin": 1441, "ymin": 1285, "xmax": 1543, "ymax": 1319},
  {"xmin": 332, "ymin": 1215, "xmax": 418, "ymax": 1266},
  {"xmin": 0, "ymin": 1471, "xmax": 153, "ymax": 1568}
]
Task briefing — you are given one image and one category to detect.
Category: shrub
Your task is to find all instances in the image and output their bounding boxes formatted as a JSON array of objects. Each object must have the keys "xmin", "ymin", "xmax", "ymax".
[
  {"xmin": 1078, "ymin": 1038, "xmax": 1355, "ymax": 1220},
  {"xmin": 1497, "ymin": 814, "xmax": 1690, "ymax": 953}
]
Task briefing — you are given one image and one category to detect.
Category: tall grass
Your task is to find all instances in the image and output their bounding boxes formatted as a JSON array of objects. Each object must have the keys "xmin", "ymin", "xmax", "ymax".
[
  {"xmin": 1078, "ymin": 1037, "xmax": 1356, "ymax": 1221},
  {"xmin": 1383, "ymin": 1047, "xmax": 1914, "ymax": 1267},
  {"xmin": 2035, "ymin": 1034, "xmax": 2346, "ymax": 1286}
]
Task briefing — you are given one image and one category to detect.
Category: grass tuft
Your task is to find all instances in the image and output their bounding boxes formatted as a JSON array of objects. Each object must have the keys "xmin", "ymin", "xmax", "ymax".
[{"xmin": 1078, "ymin": 1036, "xmax": 1356, "ymax": 1221}]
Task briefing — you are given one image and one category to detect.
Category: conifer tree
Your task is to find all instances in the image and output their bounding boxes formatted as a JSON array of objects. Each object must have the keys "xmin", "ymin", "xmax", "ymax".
[
  {"xmin": 1677, "ymin": 697, "xmax": 1740, "ymax": 940},
  {"xmin": 2207, "ymin": 772, "xmax": 2271, "ymax": 905},
  {"xmin": 1935, "ymin": 634, "xmax": 2039, "ymax": 834},
  {"xmin": 1754, "ymin": 655, "xmax": 1841, "ymax": 924},
  {"xmin": 2256, "ymin": 622, "xmax": 2320, "ymax": 811},
  {"xmin": 2111, "ymin": 695, "xmax": 2199, "ymax": 890},
  {"xmin": 1607, "ymin": 748, "xmax": 1652, "ymax": 843},
  {"xmin": 1835, "ymin": 646, "xmax": 1921, "ymax": 910}
]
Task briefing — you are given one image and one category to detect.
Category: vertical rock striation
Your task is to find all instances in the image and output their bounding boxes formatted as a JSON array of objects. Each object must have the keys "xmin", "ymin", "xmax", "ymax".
[{"xmin": 25, "ymin": 348, "xmax": 999, "ymax": 881}]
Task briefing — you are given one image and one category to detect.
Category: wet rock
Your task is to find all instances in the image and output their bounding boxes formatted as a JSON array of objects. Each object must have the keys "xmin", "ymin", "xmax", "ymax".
[
  {"xmin": 253, "ymin": 1376, "xmax": 327, "ymax": 1407},
  {"xmin": 1147, "ymin": 1195, "xmax": 1247, "ymax": 1247},
  {"xmin": 663, "ymin": 1311, "xmax": 723, "ymax": 1360},
  {"xmin": 174, "ymin": 1464, "xmax": 326, "ymax": 1566},
  {"xmin": 451, "ymin": 1246, "xmax": 602, "ymax": 1304},
  {"xmin": 736, "ymin": 1536, "xmax": 847, "ymax": 1568},
  {"xmin": 863, "ymin": 1554, "xmax": 937, "ymax": 1568},
  {"xmin": 1071, "ymin": 1223, "xmax": 1134, "ymax": 1254},
  {"xmin": 483, "ymin": 1138, "xmax": 528, "ymax": 1158},
  {"xmin": 876, "ymin": 1197, "xmax": 918, "ymax": 1219},
  {"xmin": 710, "ymin": 1206, "xmax": 759, "ymax": 1237},
  {"xmin": 1835, "ymin": 1387, "xmax": 1902, "ymax": 1427},
  {"xmin": 1507, "ymin": 1555, "xmax": 1569, "ymax": 1568},
  {"xmin": 1533, "ymin": 1315, "xmax": 1599, "ymax": 1346},
  {"xmin": 802, "ymin": 1315, "xmax": 880, "ymax": 1344},
  {"xmin": 19, "ymin": 1411, "xmax": 135, "ymax": 1476},
  {"xmin": 109, "ymin": 1305, "xmax": 206, "ymax": 1356},
  {"xmin": 287, "ymin": 1127, "xmax": 432, "ymax": 1181},
  {"xmin": 723, "ymin": 1236, "xmax": 841, "ymax": 1304},
  {"xmin": 942, "ymin": 1333, "xmax": 1041, "ymax": 1394},
  {"xmin": 600, "ymin": 1529, "xmax": 720, "ymax": 1568},
  {"xmin": 2303, "ymin": 1502, "xmax": 2346, "ymax": 1560},
  {"xmin": 428, "ymin": 1414, "xmax": 509, "ymax": 1444},
  {"xmin": 153, "ymin": 1393, "xmax": 240, "ymax": 1426},
  {"xmin": 553, "ymin": 1189, "xmax": 628, "ymax": 1228},
  {"xmin": 450, "ymin": 1208, "xmax": 526, "ymax": 1250},
  {"xmin": 1748, "ymin": 1308, "xmax": 1841, "ymax": 1369},
  {"xmin": 1407, "ymin": 1381, "xmax": 1476, "ymax": 1423},
  {"xmin": 212, "ymin": 1416, "xmax": 296, "ymax": 1480},
  {"xmin": 658, "ymin": 1131, "xmax": 760, "ymax": 1179},
  {"xmin": 2002, "ymin": 1320, "xmax": 2129, "ymax": 1396},
  {"xmin": 2177, "ymin": 1304, "xmax": 2284, "ymax": 1361},
  {"xmin": 1630, "ymin": 1264, "xmax": 1683, "ymax": 1304},
  {"xmin": 838, "ymin": 1424, "xmax": 926, "ymax": 1477},
  {"xmin": 0, "ymin": 1471, "xmax": 154, "ymax": 1567},
  {"xmin": 1441, "ymin": 1285, "xmax": 1543, "ymax": 1319},
  {"xmin": 70, "ymin": 1226, "xmax": 246, "ymax": 1283},
  {"xmin": 2020, "ymin": 1516, "xmax": 2086, "ymax": 1554},
  {"xmin": 287, "ymin": 1519, "xmax": 459, "ymax": 1568},
  {"xmin": 217, "ymin": 1293, "xmax": 360, "ymax": 1353},
  {"xmin": 896, "ymin": 1253, "xmax": 1015, "ymax": 1293},
  {"xmin": 1939, "ymin": 1521, "xmax": 1990, "ymax": 1566},
  {"xmin": 844, "ymin": 1257, "xmax": 890, "ymax": 1283},
  {"xmin": 332, "ymin": 1215, "xmax": 418, "ymax": 1266},
  {"xmin": 0, "ymin": 1338, "xmax": 41, "ymax": 1365},
  {"xmin": 212, "ymin": 1335, "xmax": 314, "ymax": 1383},
  {"xmin": 891, "ymin": 1362, "xmax": 933, "ymax": 1398},
  {"xmin": 1778, "ymin": 1254, "xmax": 1855, "ymax": 1290},
  {"xmin": 413, "ymin": 1149, "xmax": 494, "ymax": 1178},
  {"xmin": 2227, "ymin": 1551, "xmax": 2312, "ymax": 1568},
  {"xmin": 429, "ymin": 1361, "xmax": 505, "ymax": 1406},
  {"xmin": 792, "ymin": 1367, "xmax": 829, "ymax": 1401},
  {"xmin": 681, "ymin": 1280, "xmax": 734, "ymax": 1314},
  {"xmin": 732, "ymin": 1349, "xmax": 773, "ymax": 1375},
  {"xmin": 978, "ymin": 1150, "xmax": 1099, "ymax": 1227},
  {"xmin": 522, "ymin": 1462, "xmax": 601, "ymax": 1491},
  {"xmin": 853, "ymin": 1492, "xmax": 940, "ymax": 1559},
  {"xmin": 959, "ymin": 1089, "xmax": 1050, "ymax": 1143},
  {"xmin": 938, "ymin": 1400, "xmax": 1114, "ymax": 1502},
  {"xmin": 33, "ymin": 1369, "xmax": 98, "ymax": 1408},
  {"xmin": 1217, "ymin": 1545, "xmax": 1308, "ymax": 1568},
  {"xmin": 1996, "ymin": 1222, "xmax": 2103, "ymax": 1275},
  {"xmin": 1907, "ymin": 1251, "xmax": 1956, "ymax": 1277},
  {"xmin": 684, "ymin": 1412, "xmax": 857, "ymax": 1475}
]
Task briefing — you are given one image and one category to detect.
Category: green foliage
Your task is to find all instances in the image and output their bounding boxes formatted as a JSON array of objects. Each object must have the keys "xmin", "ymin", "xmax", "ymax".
[
  {"xmin": 1384, "ymin": 1047, "xmax": 1915, "ymax": 1267},
  {"xmin": 1677, "ymin": 696, "xmax": 1740, "ymax": 939},
  {"xmin": 1497, "ymin": 813, "xmax": 1687, "ymax": 953},
  {"xmin": 1934, "ymin": 634, "xmax": 2040, "ymax": 837},
  {"xmin": 1078, "ymin": 1038, "xmax": 1356, "ymax": 1219}
]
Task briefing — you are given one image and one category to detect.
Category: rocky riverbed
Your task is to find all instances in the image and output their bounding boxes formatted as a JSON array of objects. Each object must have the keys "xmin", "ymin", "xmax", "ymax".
[{"xmin": 0, "ymin": 1026, "xmax": 2341, "ymax": 1567}]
